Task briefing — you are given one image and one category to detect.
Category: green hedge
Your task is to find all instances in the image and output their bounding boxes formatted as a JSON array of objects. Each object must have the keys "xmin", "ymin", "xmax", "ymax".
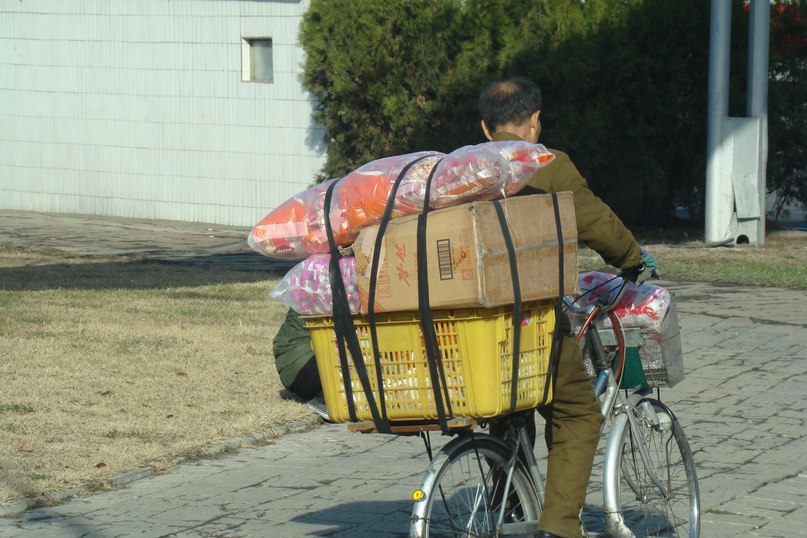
[{"xmin": 300, "ymin": 0, "xmax": 806, "ymax": 226}]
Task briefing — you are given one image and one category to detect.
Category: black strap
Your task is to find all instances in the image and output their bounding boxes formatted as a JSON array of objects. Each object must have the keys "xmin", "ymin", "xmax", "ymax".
[
  {"xmin": 492, "ymin": 200, "xmax": 522, "ymax": 414},
  {"xmin": 323, "ymin": 180, "xmax": 390, "ymax": 433},
  {"xmin": 367, "ymin": 155, "xmax": 434, "ymax": 426},
  {"xmin": 416, "ymin": 159, "xmax": 453, "ymax": 432},
  {"xmin": 545, "ymin": 192, "xmax": 566, "ymax": 404},
  {"xmin": 323, "ymin": 182, "xmax": 357, "ymax": 422}
]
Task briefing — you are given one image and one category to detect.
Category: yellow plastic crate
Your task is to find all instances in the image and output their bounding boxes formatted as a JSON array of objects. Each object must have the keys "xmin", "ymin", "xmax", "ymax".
[{"xmin": 306, "ymin": 301, "xmax": 555, "ymax": 423}]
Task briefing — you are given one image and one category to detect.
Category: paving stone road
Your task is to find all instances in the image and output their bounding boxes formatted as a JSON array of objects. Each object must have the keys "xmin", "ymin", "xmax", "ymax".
[{"xmin": 1, "ymin": 210, "xmax": 805, "ymax": 537}]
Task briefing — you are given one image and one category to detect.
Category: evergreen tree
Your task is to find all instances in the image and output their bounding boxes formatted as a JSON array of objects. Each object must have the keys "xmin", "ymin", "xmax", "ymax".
[{"xmin": 299, "ymin": 0, "xmax": 806, "ymax": 226}]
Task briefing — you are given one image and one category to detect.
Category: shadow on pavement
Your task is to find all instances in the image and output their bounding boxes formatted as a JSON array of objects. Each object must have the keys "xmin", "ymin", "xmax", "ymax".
[
  {"xmin": 0, "ymin": 253, "xmax": 297, "ymax": 292},
  {"xmin": 289, "ymin": 499, "xmax": 412, "ymax": 537}
]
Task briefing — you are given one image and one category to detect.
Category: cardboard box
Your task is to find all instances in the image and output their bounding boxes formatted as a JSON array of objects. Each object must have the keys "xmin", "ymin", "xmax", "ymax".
[{"xmin": 353, "ymin": 193, "xmax": 578, "ymax": 313}]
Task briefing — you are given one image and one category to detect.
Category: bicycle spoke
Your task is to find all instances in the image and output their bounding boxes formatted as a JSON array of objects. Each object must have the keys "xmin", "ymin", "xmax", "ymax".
[
  {"xmin": 412, "ymin": 434, "xmax": 541, "ymax": 538},
  {"xmin": 617, "ymin": 401, "xmax": 700, "ymax": 537},
  {"xmin": 433, "ymin": 452, "xmax": 495, "ymax": 535}
]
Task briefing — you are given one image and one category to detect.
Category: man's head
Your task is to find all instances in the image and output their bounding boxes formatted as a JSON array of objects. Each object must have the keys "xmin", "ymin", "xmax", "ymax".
[{"xmin": 479, "ymin": 76, "xmax": 542, "ymax": 143}]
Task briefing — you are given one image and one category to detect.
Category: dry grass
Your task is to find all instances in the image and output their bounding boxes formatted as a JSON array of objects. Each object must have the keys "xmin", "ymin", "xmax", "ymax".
[{"xmin": 0, "ymin": 246, "xmax": 313, "ymax": 506}]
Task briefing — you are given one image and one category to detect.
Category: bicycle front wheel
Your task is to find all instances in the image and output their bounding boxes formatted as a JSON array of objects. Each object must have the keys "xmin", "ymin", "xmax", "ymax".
[
  {"xmin": 410, "ymin": 433, "xmax": 541, "ymax": 538},
  {"xmin": 616, "ymin": 398, "xmax": 700, "ymax": 537}
]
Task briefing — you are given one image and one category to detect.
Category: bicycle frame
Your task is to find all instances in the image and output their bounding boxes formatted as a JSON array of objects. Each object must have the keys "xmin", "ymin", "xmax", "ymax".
[
  {"xmin": 411, "ymin": 274, "xmax": 695, "ymax": 538},
  {"xmin": 410, "ymin": 426, "xmax": 546, "ymax": 537},
  {"xmin": 498, "ymin": 425, "xmax": 546, "ymax": 535},
  {"xmin": 570, "ymin": 277, "xmax": 680, "ymax": 536}
]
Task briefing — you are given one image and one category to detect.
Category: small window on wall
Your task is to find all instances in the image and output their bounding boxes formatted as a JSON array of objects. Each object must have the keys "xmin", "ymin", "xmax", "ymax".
[{"xmin": 242, "ymin": 38, "xmax": 273, "ymax": 82}]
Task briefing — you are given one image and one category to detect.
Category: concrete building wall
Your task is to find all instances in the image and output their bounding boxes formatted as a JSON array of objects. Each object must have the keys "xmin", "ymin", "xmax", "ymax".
[{"xmin": 0, "ymin": 0, "xmax": 325, "ymax": 226}]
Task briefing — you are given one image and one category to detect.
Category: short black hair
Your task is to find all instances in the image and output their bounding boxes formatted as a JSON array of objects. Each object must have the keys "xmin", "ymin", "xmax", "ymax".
[{"xmin": 478, "ymin": 76, "xmax": 542, "ymax": 132}]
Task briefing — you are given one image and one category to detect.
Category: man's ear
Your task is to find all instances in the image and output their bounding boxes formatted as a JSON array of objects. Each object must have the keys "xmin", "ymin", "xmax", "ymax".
[{"xmin": 481, "ymin": 120, "xmax": 494, "ymax": 141}]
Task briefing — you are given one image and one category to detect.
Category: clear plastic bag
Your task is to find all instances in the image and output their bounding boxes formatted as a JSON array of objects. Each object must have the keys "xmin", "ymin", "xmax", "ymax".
[
  {"xmin": 568, "ymin": 271, "xmax": 683, "ymax": 388},
  {"xmin": 567, "ymin": 271, "xmax": 672, "ymax": 331},
  {"xmin": 270, "ymin": 254, "xmax": 360, "ymax": 316},
  {"xmin": 249, "ymin": 141, "xmax": 554, "ymax": 260}
]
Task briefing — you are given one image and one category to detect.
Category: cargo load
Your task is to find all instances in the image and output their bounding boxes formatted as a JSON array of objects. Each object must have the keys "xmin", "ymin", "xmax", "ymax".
[
  {"xmin": 248, "ymin": 141, "xmax": 555, "ymax": 260},
  {"xmin": 353, "ymin": 192, "xmax": 578, "ymax": 313},
  {"xmin": 271, "ymin": 193, "xmax": 578, "ymax": 315},
  {"xmin": 256, "ymin": 143, "xmax": 569, "ymax": 432},
  {"xmin": 306, "ymin": 300, "xmax": 557, "ymax": 423}
]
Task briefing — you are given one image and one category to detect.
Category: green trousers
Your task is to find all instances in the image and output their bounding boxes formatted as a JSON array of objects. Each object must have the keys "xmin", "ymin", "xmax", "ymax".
[{"xmin": 537, "ymin": 334, "xmax": 604, "ymax": 538}]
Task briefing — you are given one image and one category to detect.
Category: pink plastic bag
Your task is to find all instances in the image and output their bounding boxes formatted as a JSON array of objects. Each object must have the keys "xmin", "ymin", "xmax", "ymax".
[
  {"xmin": 568, "ymin": 271, "xmax": 671, "ymax": 331},
  {"xmin": 270, "ymin": 254, "xmax": 360, "ymax": 316}
]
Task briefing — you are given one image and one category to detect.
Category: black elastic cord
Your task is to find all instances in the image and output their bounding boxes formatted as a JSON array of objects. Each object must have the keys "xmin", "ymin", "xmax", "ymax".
[
  {"xmin": 492, "ymin": 200, "xmax": 522, "ymax": 414},
  {"xmin": 322, "ymin": 181, "xmax": 357, "ymax": 422},
  {"xmin": 416, "ymin": 159, "xmax": 452, "ymax": 432},
  {"xmin": 367, "ymin": 155, "xmax": 434, "ymax": 425},
  {"xmin": 545, "ymin": 192, "xmax": 566, "ymax": 404},
  {"xmin": 324, "ymin": 180, "xmax": 389, "ymax": 433}
]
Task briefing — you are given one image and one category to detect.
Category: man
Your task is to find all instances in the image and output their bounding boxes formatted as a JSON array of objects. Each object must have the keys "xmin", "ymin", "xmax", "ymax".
[
  {"xmin": 479, "ymin": 76, "xmax": 655, "ymax": 538},
  {"xmin": 272, "ymin": 308, "xmax": 321, "ymax": 401}
]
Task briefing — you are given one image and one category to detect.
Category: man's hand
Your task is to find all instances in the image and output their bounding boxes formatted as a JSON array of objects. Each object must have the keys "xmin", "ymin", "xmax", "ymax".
[{"xmin": 623, "ymin": 248, "xmax": 658, "ymax": 285}]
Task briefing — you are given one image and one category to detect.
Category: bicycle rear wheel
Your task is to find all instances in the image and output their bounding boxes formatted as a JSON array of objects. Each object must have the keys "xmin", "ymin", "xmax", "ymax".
[
  {"xmin": 410, "ymin": 433, "xmax": 541, "ymax": 538},
  {"xmin": 616, "ymin": 398, "xmax": 700, "ymax": 537}
]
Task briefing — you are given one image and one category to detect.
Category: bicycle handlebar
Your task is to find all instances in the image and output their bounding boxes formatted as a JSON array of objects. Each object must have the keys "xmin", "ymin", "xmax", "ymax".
[
  {"xmin": 562, "ymin": 270, "xmax": 637, "ymax": 317},
  {"xmin": 563, "ymin": 270, "xmax": 650, "ymax": 398}
]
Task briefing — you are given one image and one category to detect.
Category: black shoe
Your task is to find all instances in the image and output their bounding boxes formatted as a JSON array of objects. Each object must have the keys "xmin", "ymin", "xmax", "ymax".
[{"xmin": 535, "ymin": 533, "xmax": 563, "ymax": 538}]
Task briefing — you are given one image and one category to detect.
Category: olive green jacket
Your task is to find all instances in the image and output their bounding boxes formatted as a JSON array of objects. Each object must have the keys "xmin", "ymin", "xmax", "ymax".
[
  {"xmin": 494, "ymin": 132, "xmax": 641, "ymax": 269},
  {"xmin": 272, "ymin": 308, "xmax": 315, "ymax": 388}
]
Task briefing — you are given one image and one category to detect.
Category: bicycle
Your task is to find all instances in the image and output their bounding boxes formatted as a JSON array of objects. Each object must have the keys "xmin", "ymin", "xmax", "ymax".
[{"xmin": 408, "ymin": 273, "xmax": 701, "ymax": 537}]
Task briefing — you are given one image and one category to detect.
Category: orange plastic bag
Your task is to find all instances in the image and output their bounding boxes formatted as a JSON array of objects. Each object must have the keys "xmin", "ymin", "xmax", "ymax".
[{"xmin": 248, "ymin": 141, "xmax": 554, "ymax": 259}]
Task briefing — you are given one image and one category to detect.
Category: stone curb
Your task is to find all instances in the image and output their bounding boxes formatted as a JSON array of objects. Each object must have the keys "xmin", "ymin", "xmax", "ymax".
[{"xmin": 0, "ymin": 416, "xmax": 323, "ymax": 518}]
